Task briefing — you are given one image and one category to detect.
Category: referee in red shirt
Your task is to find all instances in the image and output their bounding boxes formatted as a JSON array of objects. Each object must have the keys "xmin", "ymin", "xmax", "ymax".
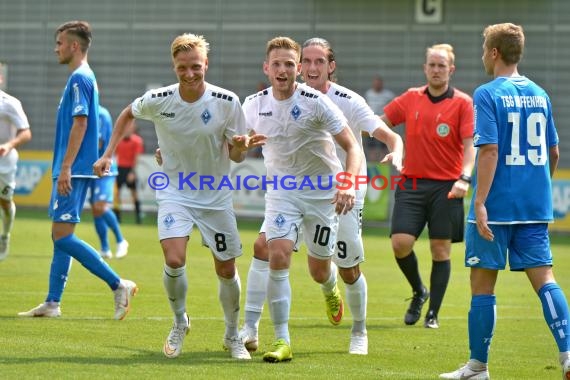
[
  {"xmin": 380, "ymin": 43, "xmax": 475, "ymax": 329},
  {"xmin": 115, "ymin": 119, "xmax": 144, "ymax": 224}
]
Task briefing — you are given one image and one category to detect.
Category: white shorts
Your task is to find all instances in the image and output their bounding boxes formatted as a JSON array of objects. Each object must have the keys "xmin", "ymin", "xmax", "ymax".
[
  {"xmin": 157, "ymin": 202, "xmax": 242, "ymax": 261},
  {"xmin": 0, "ymin": 171, "xmax": 16, "ymax": 201},
  {"xmin": 264, "ymin": 195, "xmax": 338, "ymax": 259},
  {"xmin": 259, "ymin": 219, "xmax": 302, "ymax": 252},
  {"xmin": 334, "ymin": 207, "xmax": 365, "ymax": 268}
]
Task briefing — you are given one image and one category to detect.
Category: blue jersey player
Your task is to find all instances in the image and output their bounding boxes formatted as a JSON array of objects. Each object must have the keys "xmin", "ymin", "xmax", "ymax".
[
  {"xmin": 89, "ymin": 105, "xmax": 128, "ymax": 259},
  {"xmin": 440, "ymin": 23, "xmax": 570, "ymax": 380},
  {"xmin": 18, "ymin": 21, "xmax": 137, "ymax": 320}
]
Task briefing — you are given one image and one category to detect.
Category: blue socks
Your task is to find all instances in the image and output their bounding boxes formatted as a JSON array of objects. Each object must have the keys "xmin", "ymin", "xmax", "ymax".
[
  {"xmin": 467, "ymin": 284, "xmax": 570, "ymax": 364},
  {"xmin": 54, "ymin": 234, "xmax": 120, "ymax": 290},
  {"xmin": 539, "ymin": 282, "xmax": 570, "ymax": 352},
  {"xmin": 46, "ymin": 246, "xmax": 73, "ymax": 302},
  {"xmin": 95, "ymin": 209, "xmax": 125, "ymax": 252},
  {"xmin": 468, "ymin": 294, "xmax": 496, "ymax": 363},
  {"xmin": 94, "ymin": 216, "xmax": 110, "ymax": 252},
  {"xmin": 101, "ymin": 209, "xmax": 124, "ymax": 243}
]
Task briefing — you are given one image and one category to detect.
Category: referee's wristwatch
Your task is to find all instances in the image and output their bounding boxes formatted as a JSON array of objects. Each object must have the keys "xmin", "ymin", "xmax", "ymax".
[{"xmin": 458, "ymin": 174, "xmax": 471, "ymax": 184}]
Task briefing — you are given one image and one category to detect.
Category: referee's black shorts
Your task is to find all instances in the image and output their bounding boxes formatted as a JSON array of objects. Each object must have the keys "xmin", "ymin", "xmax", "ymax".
[
  {"xmin": 390, "ymin": 177, "xmax": 464, "ymax": 243},
  {"xmin": 117, "ymin": 166, "xmax": 137, "ymax": 190}
]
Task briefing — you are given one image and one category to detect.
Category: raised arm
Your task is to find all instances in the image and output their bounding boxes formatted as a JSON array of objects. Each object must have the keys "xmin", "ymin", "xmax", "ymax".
[
  {"xmin": 333, "ymin": 126, "xmax": 363, "ymax": 214},
  {"xmin": 373, "ymin": 119, "xmax": 403, "ymax": 172},
  {"xmin": 229, "ymin": 132, "xmax": 267, "ymax": 163}
]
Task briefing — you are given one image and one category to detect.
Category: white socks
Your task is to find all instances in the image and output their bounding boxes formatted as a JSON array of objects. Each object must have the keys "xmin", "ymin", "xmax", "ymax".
[
  {"xmin": 346, "ymin": 273, "xmax": 367, "ymax": 333},
  {"xmin": 163, "ymin": 265, "xmax": 188, "ymax": 325},
  {"xmin": 268, "ymin": 269, "xmax": 291, "ymax": 344},
  {"xmin": 320, "ymin": 261, "xmax": 338, "ymax": 295},
  {"xmin": 1, "ymin": 200, "xmax": 15, "ymax": 237},
  {"xmin": 218, "ymin": 273, "xmax": 241, "ymax": 338},
  {"xmin": 244, "ymin": 258, "xmax": 269, "ymax": 330}
]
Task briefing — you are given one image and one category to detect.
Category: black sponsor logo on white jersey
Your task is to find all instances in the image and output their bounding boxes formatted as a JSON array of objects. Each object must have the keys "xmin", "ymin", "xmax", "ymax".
[{"xmin": 160, "ymin": 112, "xmax": 175, "ymax": 118}]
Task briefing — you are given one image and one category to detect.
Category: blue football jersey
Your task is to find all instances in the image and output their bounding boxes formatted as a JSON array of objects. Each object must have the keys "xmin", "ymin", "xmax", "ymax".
[
  {"xmin": 52, "ymin": 63, "xmax": 99, "ymax": 179},
  {"xmin": 468, "ymin": 76, "xmax": 559, "ymax": 223},
  {"xmin": 98, "ymin": 105, "xmax": 118, "ymax": 176}
]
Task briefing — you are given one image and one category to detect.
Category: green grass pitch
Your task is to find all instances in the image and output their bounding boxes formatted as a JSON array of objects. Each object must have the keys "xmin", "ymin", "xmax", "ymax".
[{"xmin": 1, "ymin": 209, "xmax": 569, "ymax": 379}]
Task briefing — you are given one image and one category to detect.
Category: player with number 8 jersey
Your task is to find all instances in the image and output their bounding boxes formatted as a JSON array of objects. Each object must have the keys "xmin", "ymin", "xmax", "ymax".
[{"xmin": 93, "ymin": 33, "xmax": 266, "ymax": 360}]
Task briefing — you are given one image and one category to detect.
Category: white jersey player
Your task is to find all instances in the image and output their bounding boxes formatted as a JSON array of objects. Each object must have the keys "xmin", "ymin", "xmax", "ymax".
[
  {"xmin": 241, "ymin": 36, "xmax": 362, "ymax": 363},
  {"xmin": 244, "ymin": 82, "xmax": 345, "ymax": 200},
  {"xmin": 132, "ymin": 81, "xmax": 244, "ymax": 209},
  {"xmin": 237, "ymin": 38, "xmax": 403, "ymax": 356},
  {"xmin": 93, "ymin": 33, "xmax": 265, "ymax": 361},
  {"xmin": 0, "ymin": 66, "xmax": 32, "ymax": 260}
]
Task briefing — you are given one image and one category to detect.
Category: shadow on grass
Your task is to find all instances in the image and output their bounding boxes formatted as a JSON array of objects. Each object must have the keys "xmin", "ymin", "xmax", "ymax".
[{"xmin": 0, "ymin": 348, "xmax": 263, "ymax": 366}]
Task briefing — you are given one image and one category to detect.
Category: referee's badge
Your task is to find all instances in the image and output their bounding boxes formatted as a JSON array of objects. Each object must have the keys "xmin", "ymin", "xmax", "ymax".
[{"xmin": 436, "ymin": 123, "xmax": 450, "ymax": 137}]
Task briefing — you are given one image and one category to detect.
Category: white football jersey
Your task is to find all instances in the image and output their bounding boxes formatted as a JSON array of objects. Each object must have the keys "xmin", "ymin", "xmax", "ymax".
[
  {"xmin": 132, "ymin": 82, "xmax": 246, "ymax": 209},
  {"xmin": 0, "ymin": 90, "xmax": 30, "ymax": 174},
  {"xmin": 327, "ymin": 82, "xmax": 382, "ymax": 207},
  {"xmin": 243, "ymin": 82, "xmax": 347, "ymax": 200}
]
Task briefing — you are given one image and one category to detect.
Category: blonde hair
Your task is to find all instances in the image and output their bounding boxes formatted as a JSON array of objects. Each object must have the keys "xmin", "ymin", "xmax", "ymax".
[
  {"xmin": 171, "ymin": 33, "xmax": 210, "ymax": 59},
  {"xmin": 265, "ymin": 36, "xmax": 301, "ymax": 62},
  {"xmin": 426, "ymin": 43, "xmax": 455, "ymax": 66},
  {"xmin": 483, "ymin": 23, "xmax": 524, "ymax": 65}
]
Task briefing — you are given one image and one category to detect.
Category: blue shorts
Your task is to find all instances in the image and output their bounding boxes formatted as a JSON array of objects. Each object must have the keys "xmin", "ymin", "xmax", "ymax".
[
  {"xmin": 465, "ymin": 222, "xmax": 552, "ymax": 271},
  {"xmin": 89, "ymin": 175, "xmax": 115, "ymax": 204},
  {"xmin": 48, "ymin": 178, "xmax": 91, "ymax": 223}
]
